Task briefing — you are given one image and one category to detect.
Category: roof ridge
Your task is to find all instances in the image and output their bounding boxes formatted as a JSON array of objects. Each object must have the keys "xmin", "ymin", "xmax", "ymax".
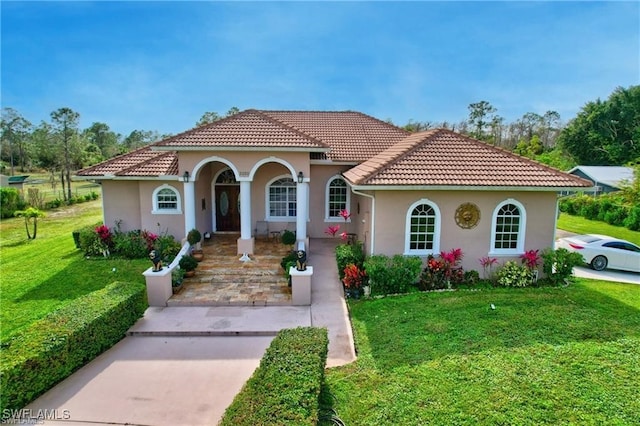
[
  {"xmin": 257, "ymin": 110, "xmax": 330, "ymax": 148},
  {"xmin": 155, "ymin": 109, "xmax": 257, "ymax": 146},
  {"xmin": 345, "ymin": 129, "xmax": 440, "ymax": 184}
]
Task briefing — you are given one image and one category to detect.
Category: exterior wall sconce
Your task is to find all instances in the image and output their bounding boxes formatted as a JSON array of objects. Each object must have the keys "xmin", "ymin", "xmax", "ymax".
[
  {"xmin": 297, "ymin": 171, "xmax": 304, "ymax": 183},
  {"xmin": 183, "ymin": 171, "xmax": 190, "ymax": 182}
]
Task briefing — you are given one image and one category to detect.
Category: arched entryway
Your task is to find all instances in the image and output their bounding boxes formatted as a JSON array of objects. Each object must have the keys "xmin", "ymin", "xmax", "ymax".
[{"xmin": 213, "ymin": 168, "xmax": 240, "ymax": 232}]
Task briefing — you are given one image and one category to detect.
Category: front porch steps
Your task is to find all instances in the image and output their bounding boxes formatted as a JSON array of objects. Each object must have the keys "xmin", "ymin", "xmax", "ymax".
[{"xmin": 167, "ymin": 235, "xmax": 293, "ymax": 306}]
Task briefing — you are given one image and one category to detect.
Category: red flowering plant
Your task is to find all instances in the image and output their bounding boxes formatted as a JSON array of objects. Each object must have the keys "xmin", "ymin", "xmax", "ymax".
[
  {"xmin": 324, "ymin": 225, "xmax": 341, "ymax": 237},
  {"xmin": 520, "ymin": 249, "xmax": 541, "ymax": 271},
  {"xmin": 339, "ymin": 209, "xmax": 351, "ymax": 221},
  {"xmin": 141, "ymin": 230, "xmax": 159, "ymax": 251},
  {"xmin": 94, "ymin": 224, "xmax": 113, "ymax": 257},
  {"xmin": 419, "ymin": 248, "xmax": 465, "ymax": 290}
]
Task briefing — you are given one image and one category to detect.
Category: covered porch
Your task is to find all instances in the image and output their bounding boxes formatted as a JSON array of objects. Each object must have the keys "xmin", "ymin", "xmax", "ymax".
[{"xmin": 168, "ymin": 234, "xmax": 296, "ymax": 306}]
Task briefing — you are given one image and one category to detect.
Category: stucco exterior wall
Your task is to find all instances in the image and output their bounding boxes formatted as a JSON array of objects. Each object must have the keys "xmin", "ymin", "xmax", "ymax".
[
  {"xmin": 101, "ymin": 180, "xmax": 142, "ymax": 232},
  {"xmin": 308, "ymin": 164, "xmax": 355, "ymax": 238},
  {"xmin": 372, "ymin": 190, "xmax": 558, "ymax": 271},
  {"xmin": 139, "ymin": 180, "xmax": 186, "ymax": 239}
]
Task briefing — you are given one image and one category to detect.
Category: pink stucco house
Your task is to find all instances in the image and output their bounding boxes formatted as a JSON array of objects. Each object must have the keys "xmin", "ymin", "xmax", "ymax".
[{"xmin": 77, "ymin": 109, "xmax": 591, "ymax": 271}]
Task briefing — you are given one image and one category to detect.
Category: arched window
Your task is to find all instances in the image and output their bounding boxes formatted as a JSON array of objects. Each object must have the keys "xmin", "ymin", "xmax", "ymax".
[
  {"xmin": 325, "ymin": 176, "xmax": 350, "ymax": 221},
  {"xmin": 267, "ymin": 176, "xmax": 296, "ymax": 220},
  {"xmin": 152, "ymin": 184, "xmax": 182, "ymax": 214},
  {"xmin": 405, "ymin": 199, "xmax": 441, "ymax": 255},
  {"xmin": 490, "ymin": 199, "xmax": 526, "ymax": 254}
]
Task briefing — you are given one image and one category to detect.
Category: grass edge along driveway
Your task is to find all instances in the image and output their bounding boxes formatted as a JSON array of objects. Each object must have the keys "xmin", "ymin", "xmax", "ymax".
[{"xmin": 323, "ymin": 281, "xmax": 640, "ymax": 425}]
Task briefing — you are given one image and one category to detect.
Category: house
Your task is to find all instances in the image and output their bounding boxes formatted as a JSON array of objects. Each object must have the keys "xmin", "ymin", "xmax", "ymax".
[
  {"xmin": 567, "ymin": 166, "xmax": 634, "ymax": 195},
  {"xmin": 77, "ymin": 109, "xmax": 592, "ymax": 271}
]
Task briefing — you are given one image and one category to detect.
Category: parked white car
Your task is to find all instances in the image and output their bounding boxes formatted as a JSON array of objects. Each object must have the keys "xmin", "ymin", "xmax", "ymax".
[{"xmin": 556, "ymin": 234, "xmax": 640, "ymax": 273}]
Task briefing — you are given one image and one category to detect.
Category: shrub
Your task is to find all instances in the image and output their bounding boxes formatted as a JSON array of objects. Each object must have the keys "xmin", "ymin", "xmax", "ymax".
[
  {"xmin": 78, "ymin": 224, "xmax": 107, "ymax": 256},
  {"xmin": 419, "ymin": 249, "xmax": 465, "ymax": 290},
  {"xmin": 623, "ymin": 206, "xmax": 640, "ymax": 231},
  {"xmin": 112, "ymin": 230, "xmax": 158, "ymax": 259},
  {"xmin": 342, "ymin": 264, "xmax": 367, "ymax": 297},
  {"xmin": 335, "ymin": 242, "xmax": 365, "ymax": 280},
  {"xmin": 154, "ymin": 234, "xmax": 182, "ymax": 264},
  {"xmin": 220, "ymin": 327, "xmax": 328, "ymax": 426},
  {"xmin": 0, "ymin": 187, "xmax": 26, "ymax": 218},
  {"xmin": 281, "ymin": 230, "xmax": 296, "ymax": 246},
  {"xmin": 364, "ymin": 254, "xmax": 422, "ymax": 296},
  {"xmin": 604, "ymin": 205, "xmax": 627, "ymax": 226},
  {"xmin": 0, "ymin": 281, "xmax": 146, "ymax": 415},
  {"xmin": 496, "ymin": 261, "xmax": 533, "ymax": 287},
  {"xmin": 541, "ymin": 248, "xmax": 584, "ymax": 286},
  {"xmin": 178, "ymin": 254, "xmax": 198, "ymax": 271}
]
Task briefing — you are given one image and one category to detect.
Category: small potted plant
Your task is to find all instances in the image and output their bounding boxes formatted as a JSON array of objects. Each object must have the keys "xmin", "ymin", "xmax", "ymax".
[
  {"xmin": 281, "ymin": 229, "xmax": 296, "ymax": 251},
  {"xmin": 179, "ymin": 254, "xmax": 198, "ymax": 278},
  {"xmin": 187, "ymin": 228, "xmax": 204, "ymax": 261}
]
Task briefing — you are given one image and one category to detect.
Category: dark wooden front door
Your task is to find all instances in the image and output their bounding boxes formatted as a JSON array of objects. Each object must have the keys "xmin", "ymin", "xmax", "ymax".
[{"xmin": 215, "ymin": 185, "xmax": 240, "ymax": 232}]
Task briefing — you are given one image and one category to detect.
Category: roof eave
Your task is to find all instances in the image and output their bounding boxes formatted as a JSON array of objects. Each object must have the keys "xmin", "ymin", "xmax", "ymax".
[{"xmin": 347, "ymin": 184, "xmax": 596, "ymax": 192}]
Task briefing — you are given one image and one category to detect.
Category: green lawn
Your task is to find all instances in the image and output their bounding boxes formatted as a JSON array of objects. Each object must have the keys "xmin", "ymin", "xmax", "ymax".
[
  {"xmin": 557, "ymin": 213, "xmax": 640, "ymax": 245},
  {"xmin": 323, "ymin": 282, "xmax": 640, "ymax": 425},
  {"xmin": 0, "ymin": 200, "xmax": 148, "ymax": 342}
]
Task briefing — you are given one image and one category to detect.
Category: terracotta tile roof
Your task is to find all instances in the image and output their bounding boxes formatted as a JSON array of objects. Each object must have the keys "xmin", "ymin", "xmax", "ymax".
[
  {"xmin": 77, "ymin": 146, "xmax": 178, "ymax": 177},
  {"xmin": 261, "ymin": 110, "xmax": 410, "ymax": 161},
  {"xmin": 154, "ymin": 109, "xmax": 329, "ymax": 151},
  {"xmin": 343, "ymin": 129, "xmax": 593, "ymax": 188}
]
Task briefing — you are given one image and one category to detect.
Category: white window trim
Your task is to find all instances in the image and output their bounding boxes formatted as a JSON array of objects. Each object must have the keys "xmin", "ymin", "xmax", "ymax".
[
  {"xmin": 265, "ymin": 175, "xmax": 297, "ymax": 222},
  {"xmin": 404, "ymin": 198, "xmax": 441, "ymax": 256},
  {"xmin": 489, "ymin": 198, "xmax": 526, "ymax": 256},
  {"xmin": 152, "ymin": 184, "xmax": 183, "ymax": 215},
  {"xmin": 324, "ymin": 175, "xmax": 351, "ymax": 223}
]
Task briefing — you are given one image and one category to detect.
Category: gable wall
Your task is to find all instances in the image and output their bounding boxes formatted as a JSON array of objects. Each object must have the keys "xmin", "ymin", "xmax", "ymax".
[
  {"xmin": 373, "ymin": 190, "xmax": 558, "ymax": 271},
  {"xmin": 102, "ymin": 180, "xmax": 142, "ymax": 231}
]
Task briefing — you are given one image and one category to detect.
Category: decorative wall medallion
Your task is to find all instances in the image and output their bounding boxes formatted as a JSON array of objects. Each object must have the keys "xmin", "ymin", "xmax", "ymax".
[{"xmin": 455, "ymin": 203, "xmax": 480, "ymax": 229}]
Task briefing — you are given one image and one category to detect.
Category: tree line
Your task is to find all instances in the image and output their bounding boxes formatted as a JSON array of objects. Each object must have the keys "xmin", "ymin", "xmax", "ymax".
[{"xmin": 2, "ymin": 86, "xmax": 638, "ymax": 193}]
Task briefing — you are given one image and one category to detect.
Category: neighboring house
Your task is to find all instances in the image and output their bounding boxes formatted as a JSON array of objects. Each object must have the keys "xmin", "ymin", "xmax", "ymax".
[
  {"xmin": 567, "ymin": 166, "xmax": 634, "ymax": 195},
  {"xmin": 77, "ymin": 109, "xmax": 591, "ymax": 271}
]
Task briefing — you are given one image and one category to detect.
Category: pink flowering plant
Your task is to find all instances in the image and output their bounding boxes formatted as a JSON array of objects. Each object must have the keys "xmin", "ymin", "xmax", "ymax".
[
  {"xmin": 339, "ymin": 209, "xmax": 351, "ymax": 221},
  {"xmin": 324, "ymin": 225, "xmax": 341, "ymax": 237},
  {"xmin": 479, "ymin": 256, "xmax": 498, "ymax": 280},
  {"xmin": 520, "ymin": 249, "xmax": 541, "ymax": 271}
]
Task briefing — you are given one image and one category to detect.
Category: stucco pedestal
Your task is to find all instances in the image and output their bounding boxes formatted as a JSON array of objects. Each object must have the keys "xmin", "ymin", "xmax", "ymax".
[
  {"xmin": 143, "ymin": 267, "xmax": 172, "ymax": 307},
  {"xmin": 290, "ymin": 266, "xmax": 313, "ymax": 306},
  {"xmin": 237, "ymin": 237, "xmax": 255, "ymax": 256}
]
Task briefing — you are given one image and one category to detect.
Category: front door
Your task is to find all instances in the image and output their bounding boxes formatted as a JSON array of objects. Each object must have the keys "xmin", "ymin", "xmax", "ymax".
[{"xmin": 215, "ymin": 185, "xmax": 240, "ymax": 232}]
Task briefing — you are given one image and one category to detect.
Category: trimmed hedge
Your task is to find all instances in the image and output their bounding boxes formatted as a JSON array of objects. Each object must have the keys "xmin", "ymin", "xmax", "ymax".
[
  {"xmin": 0, "ymin": 281, "xmax": 147, "ymax": 415},
  {"xmin": 364, "ymin": 254, "xmax": 423, "ymax": 296},
  {"xmin": 220, "ymin": 327, "xmax": 329, "ymax": 426}
]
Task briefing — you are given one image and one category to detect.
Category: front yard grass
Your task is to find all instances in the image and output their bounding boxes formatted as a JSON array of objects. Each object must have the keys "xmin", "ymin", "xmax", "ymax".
[
  {"xmin": 0, "ymin": 200, "xmax": 148, "ymax": 342},
  {"xmin": 323, "ymin": 281, "xmax": 640, "ymax": 425},
  {"xmin": 557, "ymin": 212, "xmax": 640, "ymax": 245}
]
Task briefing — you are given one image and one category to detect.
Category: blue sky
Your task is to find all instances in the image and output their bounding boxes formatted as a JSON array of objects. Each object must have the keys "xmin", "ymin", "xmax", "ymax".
[{"xmin": 2, "ymin": 1, "xmax": 638, "ymax": 137}]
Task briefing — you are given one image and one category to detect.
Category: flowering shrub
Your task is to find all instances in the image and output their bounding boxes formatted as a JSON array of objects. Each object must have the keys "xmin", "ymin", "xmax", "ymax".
[
  {"xmin": 95, "ymin": 225, "xmax": 112, "ymax": 248},
  {"xmin": 496, "ymin": 261, "xmax": 532, "ymax": 287},
  {"xmin": 419, "ymin": 248, "xmax": 466, "ymax": 290},
  {"xmin": 520, "ymin": 249, "xmax": 541, "ymax": 270},
  {"xmin": 541, "ymin": 248, "xmax": 584, "ymax": 286},
  {"xmin": 335, "ymin": 243, "xmax": 365, "ymax": 280}
]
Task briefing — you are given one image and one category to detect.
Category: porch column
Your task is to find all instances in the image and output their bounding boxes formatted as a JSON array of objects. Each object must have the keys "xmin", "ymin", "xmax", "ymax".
[
  {"xmin": 183, "ymin": 181, "xmax": 196, "ymax": 236},
  {"xmin": 237, "ymin": 179, "xmax": 254, "ymax": 258},
  {"xmin": 296, "ymin": 180, "xmax": 308, "ymax": 245},
  {"xmin": 240, "ymin": 180, "xmax": 252, "ymax": 240}
]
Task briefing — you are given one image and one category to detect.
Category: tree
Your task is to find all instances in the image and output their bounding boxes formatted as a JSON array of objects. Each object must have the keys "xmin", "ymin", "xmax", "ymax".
[
  {"xmin": 1, "ymin": 108, "xmax": 32, "ymax": 174},
  {"xmin": 558, "ymin": 85, "xmax": 640, "ymax": 165},
  {"xmin": 83, "ymin": 122, "xmax": 120, "ymax": 160},
  {"xmin": 195, "ymin": 107, "xmax": 241, "ymax": 127},
  {"xmin": 467, "ymin": 101, "xmax": 497, "ymax": 140},
  {"xmin": 50, "ymin": 108, "xmax": 80, "ymax": 201},
  {"xmin": 121, "ymin": 129, "xmax": 162, "ymax": 152},
  {"xmin": 15, "ymin": 207, "xmax": 45, "ymax": 240}
]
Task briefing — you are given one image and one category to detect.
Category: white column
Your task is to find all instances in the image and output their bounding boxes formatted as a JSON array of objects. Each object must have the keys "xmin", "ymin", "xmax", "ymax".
[
  {"xmin": 240, "ymin": 180, "xmax": 252, "ymax": 240},
  {"xmin": 183, "ymin": 181, "xmax": 195, "ymax": 236},
  {"xmin": 296, "ymin": 181, "xmax": 308, "ymax": 242}
]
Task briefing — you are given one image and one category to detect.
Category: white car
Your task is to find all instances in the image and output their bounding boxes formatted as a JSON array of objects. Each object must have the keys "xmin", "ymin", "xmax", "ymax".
[{"xmin": 556, "ymin": 234, "xmax": 640, "ymax": 273}]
